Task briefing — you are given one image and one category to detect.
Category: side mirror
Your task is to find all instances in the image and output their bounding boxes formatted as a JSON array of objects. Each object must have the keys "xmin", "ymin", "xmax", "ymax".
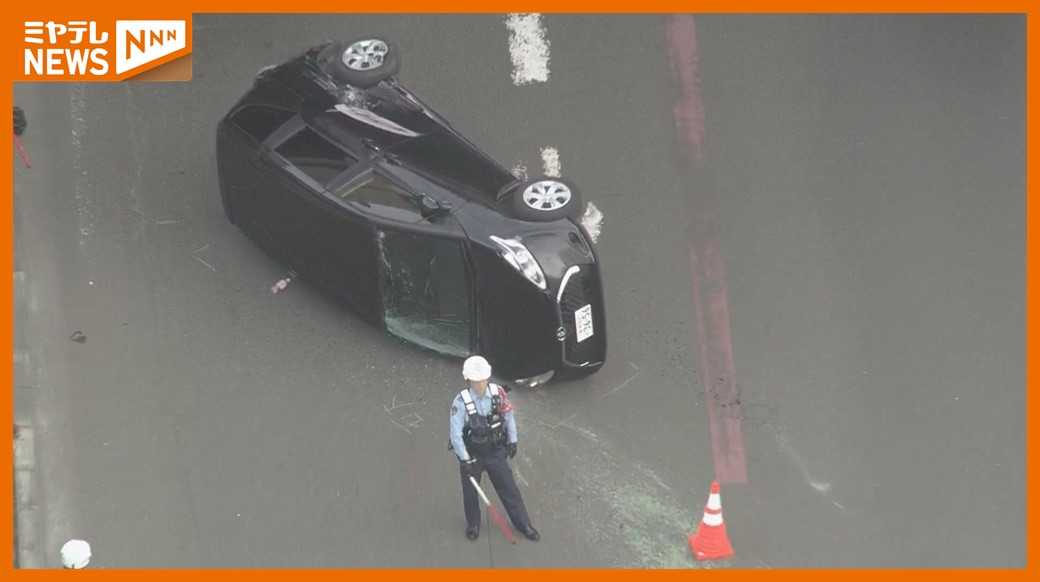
[
  {"xmin": 419, "ymin": 195, "xmax": 440, "ymax": 218},
  {"xmin": 419, "ymin": 195, "xmax": 452, "ymax": 219}
]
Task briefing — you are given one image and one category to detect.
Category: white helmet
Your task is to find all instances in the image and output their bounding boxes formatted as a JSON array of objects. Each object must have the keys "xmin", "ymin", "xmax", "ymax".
[
  {"xmin": 61, "ymin": 539, "xmax": 91, "ymax": 569},
  {"xmin": 462, "ymin": 355, "xmax": 492, "ymax": 381}
]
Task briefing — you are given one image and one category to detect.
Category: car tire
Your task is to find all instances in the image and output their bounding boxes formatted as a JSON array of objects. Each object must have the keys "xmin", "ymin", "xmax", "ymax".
[
  {"xmin": 221, "ymin": 195, "xmax": 235, "ymax": 224},
  {"xmin": 218, "ymin": 179, "xmax": 236, "ymax": 224},
  {"xmin": 330, "ymin": 38, "xmax": 401, "ymax": 89},
  {"xmin": 509, "ymin": 176, "xmax": 583, "ymax": 222}
]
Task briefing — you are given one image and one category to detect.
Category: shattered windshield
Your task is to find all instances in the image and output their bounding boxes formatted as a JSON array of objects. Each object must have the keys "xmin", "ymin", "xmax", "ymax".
[{"xmin": 378, "ymin": 229, "xmax": 471, "ymax": 357}]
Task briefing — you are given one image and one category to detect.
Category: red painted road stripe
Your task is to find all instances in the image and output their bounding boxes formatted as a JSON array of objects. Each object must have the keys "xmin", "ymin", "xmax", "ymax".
[{"xmin": 666, "ymin": 14, "xmax": 747, "ymax": 484}]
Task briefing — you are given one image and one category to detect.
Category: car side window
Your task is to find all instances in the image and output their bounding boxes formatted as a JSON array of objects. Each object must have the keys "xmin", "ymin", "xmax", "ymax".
[
  {"xmin": 231, "ymin": 105, "xmax": 295, "ymax": 143},
  {"xmin": 274, "ymin": 127, "xmax": 358, "ymax": 187},
  {"xmin": 336, "ymin": 172, "xmax": 425, "ymax": 223}
]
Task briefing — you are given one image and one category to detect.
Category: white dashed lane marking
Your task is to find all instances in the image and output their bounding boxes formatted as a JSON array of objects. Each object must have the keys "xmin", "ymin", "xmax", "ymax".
[
  {"xmin": 504, "ymin": 15, "xmax": 604, "ymax": 244},
  {"xmin": 540, "ymin": 146, "xmax": 561, "ymax": 177},
  {"xmin": 581, "ymin": 202, "xmax": 604, "ymax": 244},
  {"xmin": 505, "ymin": 13, "xmax": 550, "ymax": 85}
]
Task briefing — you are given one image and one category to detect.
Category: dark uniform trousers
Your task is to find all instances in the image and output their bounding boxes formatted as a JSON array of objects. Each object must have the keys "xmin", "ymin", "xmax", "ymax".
[{"xmin": 461, "ymin": 439, "xmax": 532, "ymax": 531}]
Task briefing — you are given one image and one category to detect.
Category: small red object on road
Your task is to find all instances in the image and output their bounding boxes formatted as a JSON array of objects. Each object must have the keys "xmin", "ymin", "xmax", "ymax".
[
  {"xmin": 14, "ymin": 134, "xmax": 31, "ymax": 169},
  {"xmin": 271, "ymin": 277, "xmax": 292, "ymax": 294}
]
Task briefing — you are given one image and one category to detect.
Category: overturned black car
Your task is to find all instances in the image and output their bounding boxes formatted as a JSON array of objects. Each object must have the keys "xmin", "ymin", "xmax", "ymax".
[{"xmin": 216, "ymin": 37, "xmax": 606, "ymax": 387}]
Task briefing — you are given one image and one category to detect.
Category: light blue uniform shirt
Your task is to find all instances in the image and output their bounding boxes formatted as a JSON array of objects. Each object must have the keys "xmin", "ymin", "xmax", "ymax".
[{"xmin": 449, "ymin": 384, "xmax": 518, "ymax": 462}]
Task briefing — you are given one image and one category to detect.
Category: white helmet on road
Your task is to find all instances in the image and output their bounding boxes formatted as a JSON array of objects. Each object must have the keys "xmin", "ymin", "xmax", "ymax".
[
  {"xmin": 462, "ymin": 355, "xmax": 492, "ymax": 381},
  {"xmin": 61, "ymin": 539, "xmax": 91, "ymax": 569}
]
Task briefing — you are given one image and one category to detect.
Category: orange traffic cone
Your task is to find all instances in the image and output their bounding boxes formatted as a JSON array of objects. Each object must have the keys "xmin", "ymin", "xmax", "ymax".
[{"xmin": 688, "ymin": 480, "xmax": 734, "ymax": 561}]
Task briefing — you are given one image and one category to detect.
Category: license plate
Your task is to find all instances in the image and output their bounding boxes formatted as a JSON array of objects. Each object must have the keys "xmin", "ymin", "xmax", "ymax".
[{"xmin": 574, "ymin": 304, "xmax": 594, "ymax": 343}]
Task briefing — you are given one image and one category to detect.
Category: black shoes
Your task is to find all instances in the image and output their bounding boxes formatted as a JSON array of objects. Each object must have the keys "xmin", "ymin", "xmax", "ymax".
[{"xmin": 466, "ymin": 523, "xmax": 538, "ymax": 541}]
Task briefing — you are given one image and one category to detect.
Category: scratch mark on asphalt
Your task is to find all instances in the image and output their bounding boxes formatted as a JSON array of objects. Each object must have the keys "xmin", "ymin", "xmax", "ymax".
[
  {"xmin": 744, "ymin": 399, "xmax": 831, "ymax": 496},
  {"xmin": 385, "ymin": 395, "xmax": 413, "ymax": 411},
  {"xmin": 125, "ymin": 86, "xmax": 181, "ymax": 229},
  {"xmin": 643, "ymin": 468, "xmax": 672, "ymax": 492},
  {"xmin": 193, "ymin": 256, "xmax": 217, "ymax": 272},
  {"xmin": 603, "ymin": 374, "xmax": 638, "ymax": 397},
  {"xmin": 562, "ymin": 423, "xmax": 598, "ymax": 442},
  {"xmin": 554, "ymin": 413, "xmax": 577, "ymax": 429},
  {"xmin": 385, "ymin": 414, "xmax": 412, "ymax": 435},
  {"xmin": 400, "ymin": 412, "xmax": 423, "ymax": 429}
]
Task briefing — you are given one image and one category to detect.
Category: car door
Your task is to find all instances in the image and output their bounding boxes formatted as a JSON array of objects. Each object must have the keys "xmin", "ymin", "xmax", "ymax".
[
  {"xmin": 333, "ymin": 169, "xmax": 474, "ymax": 356},
  {"xmin": 221, "ymin": 105, "xmax": 301, "ymax": 257},
  {"xmin": 264, "ymin": 123, "xmax": 385, "ymax": 324}
]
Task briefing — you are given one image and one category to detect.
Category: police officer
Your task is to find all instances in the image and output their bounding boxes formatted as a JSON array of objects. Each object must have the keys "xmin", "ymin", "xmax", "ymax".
[
  {"xmin": 60, "ymin": 539, "xmax": 91, "ymax": 569},
  {"xmin": 449, "ymin": 355, "xmax": 540, "ymax": 542},
  {"xmin": 14, "ymin": 106, "xmax": 26, "ymax": 136}
]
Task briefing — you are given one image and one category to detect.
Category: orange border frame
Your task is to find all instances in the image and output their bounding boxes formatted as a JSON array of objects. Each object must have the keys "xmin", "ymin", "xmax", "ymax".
[{"xmin": 2, "ymin": 2, "xmax": 1035, "ymax": 578}]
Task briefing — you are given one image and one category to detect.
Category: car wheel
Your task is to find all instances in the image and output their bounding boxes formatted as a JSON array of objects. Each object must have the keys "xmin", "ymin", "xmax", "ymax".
[
  {"xmin": 509, "ymin": 177, "xmax": 583, "ymax": 222},
  {"xmin": 331, "ymin": 38, "xmax": 401, "ymax": 89}
]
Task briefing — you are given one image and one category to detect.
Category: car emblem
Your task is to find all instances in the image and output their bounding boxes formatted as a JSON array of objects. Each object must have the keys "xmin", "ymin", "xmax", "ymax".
[{"xmin": 556, "ymin": 327, "xmax": 567, "ymax": 341}]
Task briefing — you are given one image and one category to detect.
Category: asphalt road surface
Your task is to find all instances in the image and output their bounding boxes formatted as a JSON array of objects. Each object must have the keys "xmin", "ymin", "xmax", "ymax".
[{"xmin": 13, "ymin": 14, "xmax": 1025, "ymax": 568}]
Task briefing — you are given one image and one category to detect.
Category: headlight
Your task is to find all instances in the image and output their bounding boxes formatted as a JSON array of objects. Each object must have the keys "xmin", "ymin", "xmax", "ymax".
[{"xmin": 489, "ymin": 235, "xmax": 547, "ymax": 290}]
